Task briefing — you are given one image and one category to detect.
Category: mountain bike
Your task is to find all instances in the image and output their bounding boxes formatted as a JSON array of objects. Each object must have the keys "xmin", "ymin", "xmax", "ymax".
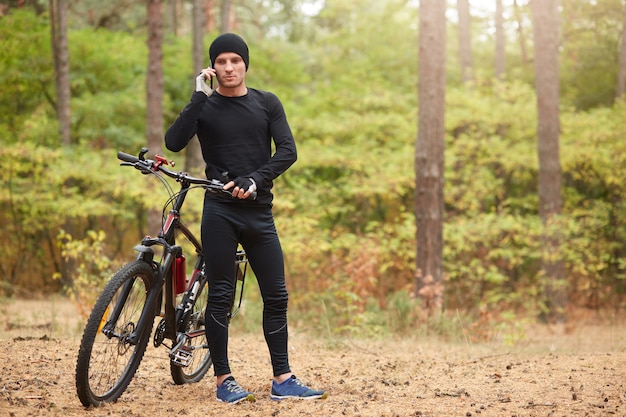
[{"xmin": 75, "ymin": 147, "xmax": 252, "ymax": 407}]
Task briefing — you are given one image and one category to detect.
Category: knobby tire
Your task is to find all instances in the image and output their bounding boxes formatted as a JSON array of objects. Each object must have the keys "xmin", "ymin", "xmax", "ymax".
[{"xmin": 75, "ymin": 260, "xmax": 155, "ymax": 407}]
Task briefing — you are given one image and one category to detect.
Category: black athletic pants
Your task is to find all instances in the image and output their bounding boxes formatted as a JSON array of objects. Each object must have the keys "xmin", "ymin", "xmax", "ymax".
[{"xmin": 201, "ymin": 194, "xmax": 291, "ymax": 377}]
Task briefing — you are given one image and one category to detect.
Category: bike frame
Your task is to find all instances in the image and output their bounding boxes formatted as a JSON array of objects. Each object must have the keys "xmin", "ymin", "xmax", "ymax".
[
  {"xmin": 76, "ymin": 148, "xmax": 255, "ymax": 407},
  {"xmin": 109, "ymin": 150, "xmax": 249, "ymax": 348}
]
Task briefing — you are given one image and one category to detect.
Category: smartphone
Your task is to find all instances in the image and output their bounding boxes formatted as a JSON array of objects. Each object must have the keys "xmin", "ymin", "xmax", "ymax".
[{"xmin": 208, "ymin": 59, "xmax": 213, "ymax": 89}]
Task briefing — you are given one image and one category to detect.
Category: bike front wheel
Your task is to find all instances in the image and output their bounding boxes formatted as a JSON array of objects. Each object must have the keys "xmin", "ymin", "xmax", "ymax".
[
  {"xmin": 170, "ymin": 274, "xmax": 212, "ymax": 384},
  {"xmin": 75, "ymin": 260, "xmax": 155, "ymax": 407}
]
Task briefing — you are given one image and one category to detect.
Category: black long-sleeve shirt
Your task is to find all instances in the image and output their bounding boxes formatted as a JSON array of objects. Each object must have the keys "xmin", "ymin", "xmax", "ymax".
[{"xmin": 165, "ymin": 89, "xmax": 297, "ymax": 206}]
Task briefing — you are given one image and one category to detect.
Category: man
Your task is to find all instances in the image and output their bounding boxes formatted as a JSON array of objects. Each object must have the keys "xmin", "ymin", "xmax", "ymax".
[{"xmin": 165, "ymin": 33, "xmax": 326, "ymax": 404}]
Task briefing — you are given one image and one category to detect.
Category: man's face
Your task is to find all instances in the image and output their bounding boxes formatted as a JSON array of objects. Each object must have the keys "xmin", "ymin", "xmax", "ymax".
[{"xmin": 214, "ymin": 52, "xmax": 246, "ymax": 89}]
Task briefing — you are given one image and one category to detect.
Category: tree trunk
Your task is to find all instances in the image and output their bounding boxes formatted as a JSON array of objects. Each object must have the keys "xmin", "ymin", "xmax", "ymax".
[
  {"xmin": 617, "ymin": 2, "xmax": 626, "ymax": 99},
  {"xmin": 50, "ymin": 0, "xmax": 73, "ymax": 290},
  {"xmin": 169, "ymin": 0, "xmax": 179, "ymax": 36},
  {"xmin": 192, "ymin": 0, "xmax": 204, "ymax": 63},
  {"xmin": 50, "ymin": 0, "xmax": 71, "ymax": 145},
  {"xmin": 513, "ymin": 0, "xmax": 529, "ymax": 65},
  {"xmin": 147, "ymin": 0, "xmax": 164, "ymax": 155},
  {"xmin": 185, "ymin": 0, "xmax": 206, "ymax": 175},
  {"xmin": 220, "ymin": 0, "xmax": 231, "ymax": 32},
  {"xmin": 205, "ymin": 0, "xmax": 216, "ymax": 33},
  {"xmin": 531, "ymin": 0, "xmax": 566, "ymax": 322},
  {"xmin": 415, "ymin": 0, "xmax": 446, "ymax": 314},
  {"xmin": 147, "ymin": 0, "xmax": 164, "ymax": 235},
  {"xmin": 457, "ymin": 0, "xmax": 474, "ymax": 84},
  {"xmin": 495, "ymin": 0, "xmax": 506, "ymax": 80}
]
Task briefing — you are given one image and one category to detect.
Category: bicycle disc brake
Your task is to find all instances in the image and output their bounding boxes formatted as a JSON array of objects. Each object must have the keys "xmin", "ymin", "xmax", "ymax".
[{"xmin": 153, "ymin": 318, "xmax": 167, "ymax": 347}]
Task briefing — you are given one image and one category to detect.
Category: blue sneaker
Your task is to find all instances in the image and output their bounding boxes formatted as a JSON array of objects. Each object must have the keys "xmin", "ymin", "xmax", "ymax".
[
  {"xmin": 216, "ymin": 376, "xmax": 256, "ymax": 404},
  {"xmin": 270, "ymin": 375, "xmax": 327, "ymax": 400}
]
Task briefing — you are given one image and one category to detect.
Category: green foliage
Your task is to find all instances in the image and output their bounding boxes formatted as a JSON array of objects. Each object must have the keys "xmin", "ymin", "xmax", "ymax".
[
  {"xmin": 0, "ymin": 10, "xmax": 54, "ymax": 143},
  {"xmin": 0, "ymin": 143, "xmax": 166, "ymax": 292},
  {"xmin": 444, "ymin": 213, "xmax": 543, "ymax": 311},
  {"xmin": 69, "ymin": 29, "xmax": 148, "ymax": 148},
  {"xmin": 163, "ymin": 36, "xmax": 197, "ymax": 127},
  {"xmin": 278, "ymin": 76, "xmax": 626, "ymax": 335},
  {"xmin": 246, "ymin": 37, "xmax": 311, "ymax": 104},
  {"xmin": 2, "ymin": 3, "xmax": 626, "ymax": 339},
  {"xmin": 54, "ymin": 229, "xmax": 115, "ymax": 317},
  {"xmin": 559, "ymin": 102, "xmax": 626, "ymax": 305},
  {"xmin": 445, "ymin": 80, "xmax": 538, "ymax": 216},
  {"xmin": 560, "ymin": 0, "xmax": 625, "ymax": 109}
]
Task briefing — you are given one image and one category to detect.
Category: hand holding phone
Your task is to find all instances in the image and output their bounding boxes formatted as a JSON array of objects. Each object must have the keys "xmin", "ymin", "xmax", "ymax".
[{"xmin": 195, "ymin": 62, "xmax": 214, "ymax": 96}]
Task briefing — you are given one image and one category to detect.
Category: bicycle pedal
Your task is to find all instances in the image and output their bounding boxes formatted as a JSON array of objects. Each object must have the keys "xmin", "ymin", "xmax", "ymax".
[{"xmin": 170, "ymin": 347, "xmax": 192, "ymax": 367}]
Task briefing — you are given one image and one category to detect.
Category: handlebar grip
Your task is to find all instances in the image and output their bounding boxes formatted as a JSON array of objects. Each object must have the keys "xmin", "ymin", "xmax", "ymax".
[{"xmin": 118, "ymin": 151, "xmax": 140, "ymax": 163}]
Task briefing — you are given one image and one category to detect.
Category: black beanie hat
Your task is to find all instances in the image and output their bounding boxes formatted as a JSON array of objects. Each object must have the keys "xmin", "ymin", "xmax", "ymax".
[{"xmin": 209, "ymin": 33, "xmax": 249, "ymax": 71}]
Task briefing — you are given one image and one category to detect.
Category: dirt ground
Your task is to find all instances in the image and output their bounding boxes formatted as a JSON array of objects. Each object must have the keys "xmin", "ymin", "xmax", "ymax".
[{"xmin": 0, "ymin": 298, "xmax": 624, "ymax": 417}]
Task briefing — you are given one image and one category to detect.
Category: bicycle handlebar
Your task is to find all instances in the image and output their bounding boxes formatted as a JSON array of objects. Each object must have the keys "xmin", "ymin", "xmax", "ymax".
[{"xmin": 117, "ymin": 148, "xmax": 257, "ymax": 200}]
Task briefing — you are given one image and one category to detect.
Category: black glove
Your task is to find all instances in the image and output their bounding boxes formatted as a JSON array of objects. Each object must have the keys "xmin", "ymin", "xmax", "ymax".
[{"xmin": 232, "ymin": 177, "xmax": 257, "ymax": 194}]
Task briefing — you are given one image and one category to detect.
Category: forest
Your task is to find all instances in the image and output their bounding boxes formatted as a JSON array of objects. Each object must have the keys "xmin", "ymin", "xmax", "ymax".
[{"xmin": 1, "ymin": 0, "xmax": 625, "ymax": 338}]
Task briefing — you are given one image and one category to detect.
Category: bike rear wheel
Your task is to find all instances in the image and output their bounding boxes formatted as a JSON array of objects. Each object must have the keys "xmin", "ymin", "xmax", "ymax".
[
  {"xmin": 75, "ymin": 260, "xmax": 155, "ymax": 407},
  {"xmin": 170, "ymin": 273, "xmax": 212, "ymax": 384}
]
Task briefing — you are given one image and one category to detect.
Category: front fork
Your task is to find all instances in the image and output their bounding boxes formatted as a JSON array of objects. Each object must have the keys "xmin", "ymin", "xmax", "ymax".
[{"xmin": 103, "ymin": 244, "xmax": 179, "ymax": 346}]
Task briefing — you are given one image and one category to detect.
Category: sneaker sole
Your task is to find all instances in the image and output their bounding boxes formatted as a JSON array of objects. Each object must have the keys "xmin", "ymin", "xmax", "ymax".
[
  {"xmin": 218, "ymin": 393, "xmax": 256, "ymax": 404},
  {"xmin": 270, "ymin": 392, "xmax": 328, "ymax": 401}
]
